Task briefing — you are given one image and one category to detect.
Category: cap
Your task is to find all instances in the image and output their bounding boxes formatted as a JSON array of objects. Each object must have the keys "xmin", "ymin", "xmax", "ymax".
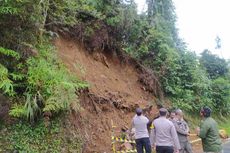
[{"xmin": 202, "ymin": 106, "xmax": 211, "ymax": 117}]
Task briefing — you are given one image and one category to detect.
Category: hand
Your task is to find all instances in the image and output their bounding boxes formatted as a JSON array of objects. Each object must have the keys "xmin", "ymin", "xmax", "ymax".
[
  {"xmin": 151, "ymin": 143, "xmax": 156, "ymax": 150},
  {"xmin": 175, "ymin": 150, "xmax": 179, "ymax": 153}
]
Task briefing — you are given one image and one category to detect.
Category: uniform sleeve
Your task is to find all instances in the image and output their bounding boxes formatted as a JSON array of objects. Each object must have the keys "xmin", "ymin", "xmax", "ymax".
[
  {"xmin": 174, "ymin": 121, "xmax": 189, "ymax": 135},
  {"xmin": 171, "ymin": 124, "xmax": 181, "ymax": 150},
  {"xmin": 198, "ymin": 121, "xmax": 209, "ymax": 139}
]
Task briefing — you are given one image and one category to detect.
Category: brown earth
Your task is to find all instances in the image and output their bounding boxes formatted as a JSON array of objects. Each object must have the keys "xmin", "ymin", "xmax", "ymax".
[
  {"xmin": 55, "ymin": 37, "xmax": 160, "ymax": 152},
  {"xmin": 54, "ymin": 37, "xmax": 203, "ymax": 153}
]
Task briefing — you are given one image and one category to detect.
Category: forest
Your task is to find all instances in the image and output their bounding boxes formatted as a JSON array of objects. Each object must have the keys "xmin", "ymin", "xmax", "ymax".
[{"xmin": 0, "ymin": 0, "xmax": 230, "ymax": 152}]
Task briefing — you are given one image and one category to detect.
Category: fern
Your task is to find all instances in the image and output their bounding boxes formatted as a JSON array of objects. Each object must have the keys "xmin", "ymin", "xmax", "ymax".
[
  {"xmin": 2, "ymin": 41, "xmax": 88, "ymax": 122},
  {"xmin": 43, "ymin": 85, "xmax": 76, "ymax": 113},
  {"xmin": 0, "ymin": 47, "xmax": 20, "ymax": 59},
  {"xmin": 9, "ymin": 104, "xmax": 26, "ymax": 118},
  {"xmin": 9, "ymin": 72, "xmax": 25, "ymax": 81},
  {"xmin": 0, "ymin": 64, "xmax": 14, "ymax": 96},
  {"xmin": 26, "ymin": 43, "xmax": 88, "ymax": 115}
]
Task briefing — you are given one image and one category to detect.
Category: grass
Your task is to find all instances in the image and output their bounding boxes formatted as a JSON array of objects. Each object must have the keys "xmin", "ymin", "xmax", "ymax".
[
  {"xmin": 219, "ymin": 118, "xmax": 230, "ymax": 135},
  {"xmin": 185, "ymin": 113, "xmax": 200, "ymax": 130}
]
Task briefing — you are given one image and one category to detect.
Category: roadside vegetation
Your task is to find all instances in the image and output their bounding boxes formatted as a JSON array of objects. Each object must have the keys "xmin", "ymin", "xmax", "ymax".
[
  {"xmin": 219, "ymin": 119, "xmax": 230, "ymax": 135},
  {"xmin": 0, "ymin": 118, "xmax": 83, "ymax": 152}
]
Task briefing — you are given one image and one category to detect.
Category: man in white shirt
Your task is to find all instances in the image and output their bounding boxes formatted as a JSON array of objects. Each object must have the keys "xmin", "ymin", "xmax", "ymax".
[
  {"xmin": 151, "ymin": 108, "xmax": 180, "ymax": 153},
  {"xmin": 132, "ymin": 108, "xmax": 152, "ymax": 153}
]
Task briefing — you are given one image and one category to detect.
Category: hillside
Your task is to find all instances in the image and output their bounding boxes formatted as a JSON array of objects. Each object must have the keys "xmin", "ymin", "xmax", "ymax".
[
  {"xmin": 55, "ymin": 37, "xmax": 159, "ymax": 152},
  {"xmin": 55, "ymin": 37, "xmax": 210, "ymax": 153},
  {"xmin": 0, "ymin": 0, "xmax": 230, "ymax": 152}
]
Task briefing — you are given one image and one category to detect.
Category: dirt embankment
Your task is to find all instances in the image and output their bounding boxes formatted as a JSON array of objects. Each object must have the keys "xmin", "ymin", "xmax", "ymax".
[
  {"xmin": 55, "ymin": 37, "xmax": 209, "ymax": 153},
  {"xmin": 55, "ymin": 37, "xmax": 163, "ymax": 152}
]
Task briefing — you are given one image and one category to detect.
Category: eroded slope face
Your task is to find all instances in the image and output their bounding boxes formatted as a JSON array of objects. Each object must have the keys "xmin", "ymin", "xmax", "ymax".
[{"xmin": 55, "ymin": 38, "xmax": 156, "ymax": 152}]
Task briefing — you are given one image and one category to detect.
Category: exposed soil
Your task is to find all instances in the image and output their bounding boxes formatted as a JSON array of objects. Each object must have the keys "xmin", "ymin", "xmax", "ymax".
[
  {"xmin": 55, "ymin": 37, "xmax": 161, "ymax": 152},
  {"xmin": 54, "ymin": 37, "xmax": 205, "ymax": 153},
  {"xmin": 189, "ymin": 135, "xmax": 203, "ymax": 153}
]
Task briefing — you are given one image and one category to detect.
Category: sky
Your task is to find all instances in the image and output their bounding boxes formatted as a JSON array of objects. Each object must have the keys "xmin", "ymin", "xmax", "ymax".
[{"xmin": 135, "ymin": 0, "xmax": 230, "ymax": 59}]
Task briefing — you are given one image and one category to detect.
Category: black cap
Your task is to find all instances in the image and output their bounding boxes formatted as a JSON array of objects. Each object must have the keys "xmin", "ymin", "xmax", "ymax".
[{"xmin": 202, "ymin": 106, "xmax": 211, "ymax": 117}]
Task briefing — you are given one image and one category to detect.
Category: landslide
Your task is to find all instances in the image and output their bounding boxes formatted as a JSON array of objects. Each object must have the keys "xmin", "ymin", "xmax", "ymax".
[{"xmin": 55, "ymin": 37, "xmax": 162, "ymax": 153}]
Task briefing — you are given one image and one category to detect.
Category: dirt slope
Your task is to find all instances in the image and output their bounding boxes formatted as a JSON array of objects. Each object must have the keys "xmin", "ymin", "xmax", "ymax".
[
  {"xmin": 54, "ymin": 37, "xmax": 204, "ymax": 153},
  {"xmin": 55, "ymin": 38, "xmax": 155, "ymax": 107},
  {"xmin": 55, "ymin": 37, "xmax": 158, "ymax": 152}
]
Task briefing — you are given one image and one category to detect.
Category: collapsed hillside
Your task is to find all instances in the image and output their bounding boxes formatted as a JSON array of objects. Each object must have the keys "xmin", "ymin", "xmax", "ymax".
[{"xmin": 55, "ymin": 37, "xmax": 162, "ymax": 152}]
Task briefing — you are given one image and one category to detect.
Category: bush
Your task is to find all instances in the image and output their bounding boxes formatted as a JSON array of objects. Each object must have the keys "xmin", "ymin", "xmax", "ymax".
[
  {"xmin": 211, "ymin": 77, "xmax": 230, "ymax": 115},
  {"xmin": 0, "ymin": 40, "xmax": 88, "ymax": 123},
  {"xmin": 0, "ymin": 119, "xmax": 83, "ymax": 152}
]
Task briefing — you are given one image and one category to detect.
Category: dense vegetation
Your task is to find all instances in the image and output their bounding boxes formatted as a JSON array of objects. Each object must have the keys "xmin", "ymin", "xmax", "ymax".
[
  {"xmin": 0, "ymin": 0, "xmax": 230, "ymax": 151},
  {"xmin": 0, "ymin": 119, "xmax": 83, "ymax": 152}
]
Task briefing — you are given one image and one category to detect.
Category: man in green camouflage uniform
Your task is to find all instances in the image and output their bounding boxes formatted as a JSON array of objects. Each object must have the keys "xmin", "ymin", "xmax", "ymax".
[{"xmin": 197, "ymin": 106, "xmax": 222, "ymax": 153}]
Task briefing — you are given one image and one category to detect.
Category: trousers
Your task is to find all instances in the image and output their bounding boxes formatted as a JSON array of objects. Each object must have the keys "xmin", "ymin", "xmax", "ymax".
[
  {"xmin": 156, "ymin": 146, "xmax": 174, "ymax": 153},
  {"xmin": 179, "ymin": 141, "xmax": 193, "ymax": 153},
  {"xmin": 135, "ymin": 137, "xmax": 152, "ymax": 153}
]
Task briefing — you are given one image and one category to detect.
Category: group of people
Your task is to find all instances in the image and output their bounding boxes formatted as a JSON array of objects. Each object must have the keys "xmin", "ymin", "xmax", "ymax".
[{"xmin": 131, "ymin": 106, "xmax": 222, "ymax": 153}]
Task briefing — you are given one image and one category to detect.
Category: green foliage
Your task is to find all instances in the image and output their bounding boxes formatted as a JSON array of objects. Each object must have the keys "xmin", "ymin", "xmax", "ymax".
[
  {"xmin": 0, "ymin": 0, "xmax": 230, "ymax": 122},
  {"xmin": 6, "ymin": 42, "xmax": 88, "ymax": 122},
  {"xmin": 9, "ymin": 104, "xmax": 26, "ymax": 118},
  {"xmin": 219, "ymin": 118, "xmax": 230, "ymax": 135},
  {"xmin": 25, "ymin": 43, "xmax": 88, "ymax": 116},
  {"xmin": 211, "ymin": 77, "xmax": 230, "ymax": 115},
  {"xmin": 0, "ymin": 0, "xmax": 90, "ymax": 122},
  {"xmin": 0, "ymin": 47, "xmax": 20, "ymax": 59},
  {"xmin": 0, "ymin": 0, "xmax": 42, "ymax": 49},
  {"xmin": 0, "ymin": 0, "xmax": 82, "ymax": 49},
  {"xmin": 24, "ymin": 93, "xmax": 41, "ymax": 123},
  {"xmin": 0, "ymin": 120, "xmax": 83, "ymax": 152},
  {"xmin": 0, "ymin": 64, "xmax": 14, "ymax": 96},
  {"xmin": 121, "ymin": 0, "xmax": 230, "ymax": 114},
  {"xmin": 200, "ymin": 49, "xmax": 229, "ymax": 79}
]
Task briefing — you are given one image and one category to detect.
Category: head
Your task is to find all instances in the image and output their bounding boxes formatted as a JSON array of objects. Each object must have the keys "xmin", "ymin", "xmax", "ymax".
[
  {"xmin": 159, "ymin": 108, "xmax": 168, "ymax": 117},
  {"xmin": 200, "ymin": 106, "xmax": 211, "ymax": 118},
  {"xmin": 136, "ymin": 108, "xmax": 143, "ymax": 116},
  {"xmin": 175, "ymin": 109, "xmax": 183, "ymax": 120},
  {"xmin": 170, "ymin": 111, "xmax": 176, "ymax": 119}
]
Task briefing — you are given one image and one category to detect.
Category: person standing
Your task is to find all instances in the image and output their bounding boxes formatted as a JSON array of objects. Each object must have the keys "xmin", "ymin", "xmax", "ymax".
[
  {"xmin": 132, "ymin": 108, "xmax": 152, "ymax": 153},
  {"xmin": 196, "ymin": 106, "xmax": 222, "ymax": 153},
  {"xmin": 151, "ymin": 108, "xmax": 180, "ymax": 153},
  {"xmin": 174, "ymin": 109, "xmax": 193, "ymax": 153}
]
